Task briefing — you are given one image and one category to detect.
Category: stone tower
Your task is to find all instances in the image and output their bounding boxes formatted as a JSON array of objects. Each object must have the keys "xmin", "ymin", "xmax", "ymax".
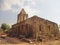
[{"xmin": 17, "ymin": 8, "xmax": 28, "ymax": 23}]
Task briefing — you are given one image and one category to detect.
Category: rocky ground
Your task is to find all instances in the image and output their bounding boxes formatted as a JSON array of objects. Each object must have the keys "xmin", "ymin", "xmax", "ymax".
[{"xmin": 0, "ymin": 36, "xmax": 60, "ymax": 45}]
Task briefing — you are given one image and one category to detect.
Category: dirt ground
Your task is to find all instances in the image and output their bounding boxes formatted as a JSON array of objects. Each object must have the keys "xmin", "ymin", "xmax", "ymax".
[{"xmin": 0, "ymin": 36, "xmax": 60, "ymax": 45}]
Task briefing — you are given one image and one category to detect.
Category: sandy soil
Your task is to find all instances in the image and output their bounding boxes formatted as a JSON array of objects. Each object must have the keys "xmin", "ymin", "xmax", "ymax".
[{"xmin": 0, "ymin": 36, "xmax": 60, "ymax": 45}]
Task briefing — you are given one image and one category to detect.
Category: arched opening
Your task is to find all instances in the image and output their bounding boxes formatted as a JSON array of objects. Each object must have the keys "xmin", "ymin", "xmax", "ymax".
[
  {"xmin": 25, "ymin": 24, "xmax": 33, "ymax": 38},
  {"xmin": 28, "ymin": 25, "xmax": 33, "ymax": 38}
]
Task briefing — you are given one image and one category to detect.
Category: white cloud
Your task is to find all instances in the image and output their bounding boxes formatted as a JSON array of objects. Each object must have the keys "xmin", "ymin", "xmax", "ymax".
[
  {"xmin": 0, "ymin": 0, "xmax": 25, "ymax": 11},
  {"xmin": 0, "ymin": 0, "xmax": 37, "ymax": 13},
  {"xmin": 0, "ymin": 0, "xmax": 11, "ymax": 11},
  {"xmin": 0, "ymin": 0, "xmax": 32, "ymax": 10},
  {"xmin": 0, "ymin": 0, "xmax": 60, "ymax": 24},
  {"xmin": 22, "ymin": 6, "xmax": 40, "ymax": 17}
]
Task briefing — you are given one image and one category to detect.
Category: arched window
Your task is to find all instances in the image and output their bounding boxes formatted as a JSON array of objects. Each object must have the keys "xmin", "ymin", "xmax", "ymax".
[
  {"xmin": 18, "ymin": 26, "xmax": 20, "ymax": 35},
  {"xmin": 29, "ymin": 25, "xmax": 33, "ymax": 37},
  {"xmin": 25, "ymin": 24, "xmax": 33, "ymax": 38}
]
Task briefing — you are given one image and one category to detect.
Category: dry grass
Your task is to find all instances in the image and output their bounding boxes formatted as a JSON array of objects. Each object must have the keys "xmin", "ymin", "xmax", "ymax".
[
  {"xmin": 0, "ymin": 36, "xmax": 60, "ymax": 45},
  {"xmin": 0, "ymin": 40, "xmax": 60, "ymax": 45}
]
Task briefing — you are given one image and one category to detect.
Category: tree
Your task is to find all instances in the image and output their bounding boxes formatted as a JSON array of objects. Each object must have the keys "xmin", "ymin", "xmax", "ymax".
[{"xmin": 1, "ymin": 23, "xmax": 11, "ymax": 33}]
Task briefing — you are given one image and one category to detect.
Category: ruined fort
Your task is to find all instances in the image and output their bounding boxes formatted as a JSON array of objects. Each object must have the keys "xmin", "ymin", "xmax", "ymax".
[{"xmin": 9, "ymin": 9, "xmax": 59, "ymax": 41}]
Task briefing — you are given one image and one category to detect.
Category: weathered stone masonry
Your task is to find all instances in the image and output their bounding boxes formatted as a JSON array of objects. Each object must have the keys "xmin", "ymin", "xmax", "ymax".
[{"xmin": 9, "ymin": 9, "xmax": 59, "ymax": 41}]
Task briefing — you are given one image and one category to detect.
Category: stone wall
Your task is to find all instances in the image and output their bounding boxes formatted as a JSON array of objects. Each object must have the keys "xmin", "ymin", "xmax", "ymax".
[
  {"xmin": 9, "ymin": 9, "xmax": 59, "ymax": 41},
  {"xmin": 9, "ymin": 16, "xmax": 59, "ymax": 41}
]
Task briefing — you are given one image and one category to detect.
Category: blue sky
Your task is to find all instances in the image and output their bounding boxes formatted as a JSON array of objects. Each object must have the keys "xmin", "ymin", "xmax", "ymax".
[{"xmin": 0, "ymin": 0, "xmax": 60, "ymax": 26}]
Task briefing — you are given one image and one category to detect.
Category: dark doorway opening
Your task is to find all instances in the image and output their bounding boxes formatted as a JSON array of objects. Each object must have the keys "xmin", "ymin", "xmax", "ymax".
[{"xmin": 37, "ymin": 37, "xmax": 42, "ymax": 42}]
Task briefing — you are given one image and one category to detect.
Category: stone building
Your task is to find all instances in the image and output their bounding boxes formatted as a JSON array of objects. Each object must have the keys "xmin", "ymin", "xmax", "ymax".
[{"xmin": 9, "ymin": 9, "xmax": 59, "ymax": 41}]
